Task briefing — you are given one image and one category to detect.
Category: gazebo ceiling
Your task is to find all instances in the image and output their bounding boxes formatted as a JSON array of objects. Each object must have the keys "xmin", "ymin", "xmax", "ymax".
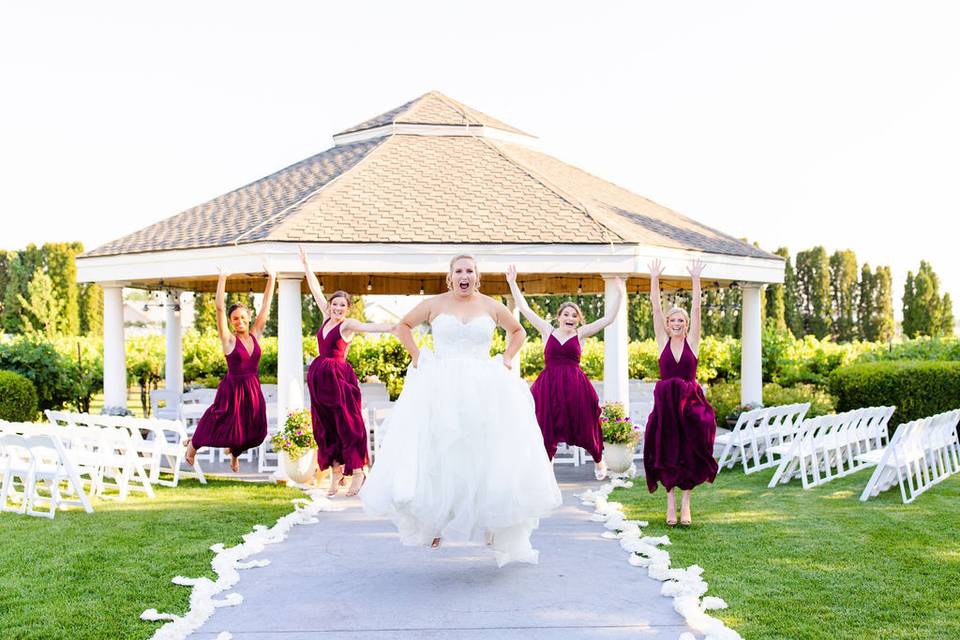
[
  {"xmin": 144, "ymin": 273, "xmax": 737, "ymax": 297},
  {"xmin": 80, "ymin": 90, "xmax": 777, "ymax": 264}
]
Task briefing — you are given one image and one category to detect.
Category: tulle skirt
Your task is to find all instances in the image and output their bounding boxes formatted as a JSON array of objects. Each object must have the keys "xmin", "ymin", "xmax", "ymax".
[{"xmin": 360, "ymin": 349, "xmax": 562, "ymax": 567}]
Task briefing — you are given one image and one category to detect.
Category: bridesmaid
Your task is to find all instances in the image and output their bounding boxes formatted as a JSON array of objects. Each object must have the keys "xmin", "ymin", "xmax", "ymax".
[
  {"xmin": 186, "ymin": 265, "xmax": 276, "ymax": 472},
  {"xmin": 299, "ymin": 247, "xmax": 395, "ymax": 496},
  {"xmin": 505, "ymin": 265, "xmax": 626, "ymax": 481},
  {"xmin": 643, "ymin": 258, "xmax": 718, "ymax": 527}
]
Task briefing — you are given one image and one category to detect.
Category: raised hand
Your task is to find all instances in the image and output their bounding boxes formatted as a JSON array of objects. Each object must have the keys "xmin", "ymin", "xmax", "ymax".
[
  {"xmin": 687, "ymin": 259, "xmax": 705, "ymax": 280},
  {"xmin": 263, "ymin": 260, "xmax": 276, "ymax": 280},
  {"xmin": 298, "ymin": 245, "xmax": 314, "ymax": 271},
  {"xmin": 506, "ymin": 264, "xmax": 518, "ymax": 284},
  {"xmin": 217, "ymin": 265, "xmax": 229, "ymax": 279},
  {"xmin": 648, "ymin": 259, "xmax": 664, "ymax": 279}
]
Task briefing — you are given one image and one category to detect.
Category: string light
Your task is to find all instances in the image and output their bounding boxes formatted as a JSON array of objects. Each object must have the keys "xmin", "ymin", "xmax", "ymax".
[
  {"xmin": 577, "ymin": 278, "xmax": 583, "ymax": 295},
  {"xmin": 419, "ymin": 279, "xmax": 425, "ymax": 295},
  {"xmin": 366, "ymin": 276, "xmax": 373, "ymax": 292}
]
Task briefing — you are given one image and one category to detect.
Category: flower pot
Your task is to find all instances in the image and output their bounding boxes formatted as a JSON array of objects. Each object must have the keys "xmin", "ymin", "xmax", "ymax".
[
  {"xmin": 279, "ymin": 449, "xmax": 318, "ymax": 483},
  {"xmin": 603, "ymin": 441, "xmax": 636, "ymax": 474}
]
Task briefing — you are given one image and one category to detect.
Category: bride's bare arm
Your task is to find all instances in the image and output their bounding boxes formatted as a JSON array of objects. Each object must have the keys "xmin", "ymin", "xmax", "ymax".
[
  {"xmin": 493, "ymin": 299, "xmax": 526, "ymax": 368},
  {"xmin": 396, "ymin": 298, "xmax": 434, "ymax": 367}
]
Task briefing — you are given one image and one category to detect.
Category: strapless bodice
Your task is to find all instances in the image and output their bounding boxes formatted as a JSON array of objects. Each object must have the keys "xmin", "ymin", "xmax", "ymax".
[{"xmin": 430, "ymin": 313, "xmax": 495, "ymax": 360}]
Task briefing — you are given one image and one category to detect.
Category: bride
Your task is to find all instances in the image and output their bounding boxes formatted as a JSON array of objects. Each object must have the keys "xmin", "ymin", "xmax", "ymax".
[{"xmin": 360, "ymin": 255, "xmax": 562, "ymax": 567}]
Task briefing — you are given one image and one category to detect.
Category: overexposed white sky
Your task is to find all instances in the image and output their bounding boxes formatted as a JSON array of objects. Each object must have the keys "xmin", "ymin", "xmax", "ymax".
[{"xmin": 1, "ymin": 1, "xmax": 957, "ymax": 327}]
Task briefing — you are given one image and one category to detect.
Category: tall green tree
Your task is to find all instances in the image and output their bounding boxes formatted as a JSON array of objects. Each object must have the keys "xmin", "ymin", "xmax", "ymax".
[
  {"xmin": 795, "ymin": 247, "xmax": 832, "ymax": 338},
  {"xmin": 0, "ymin": 250, "xmax": 13, "ymax": 320},
  {"xmin": 764, "ymin": 253, "xmax": 787, "ymax": 331},
  {"xmin": 829, "ymin": 249, "xmax": 859, "ymax": 342},
  {"xmin": 940, "ymin": 293, "xmax": 955, "ymax": 336},
  {"xmin": 2, "ymin": 245, "xmax": 44, "ymax": 333},
  {"xmin": 858, "ymin": 264, "xmax": 878, "ymax": 341},
  {"xmin": 780, "ymin": 248, "xmax": 803, "ymax": 337},
  {"xmin": 902, "ymin": 261, "xmax": 950, "ymax": 337},
  {"xmin": 18, "ymin": 267, "xmax": 63, "ymax": 337},
  {"xmin": 78, "ymin": 282, "xmax": 104, "ymax": 335},
  {"xmin": 627, "ymin": 291, "xmax": 654, "ymax": 340},
  {"xmin": 192, "ymin": 292, "xmax": 217, "ymax": 334},
  {"xmin": 43, "ymin": 241, "xmax": 81, "ymax": 335},
  {"xmin": 874, "ymin": 266, "xmax": 894, "ymax": 342}
]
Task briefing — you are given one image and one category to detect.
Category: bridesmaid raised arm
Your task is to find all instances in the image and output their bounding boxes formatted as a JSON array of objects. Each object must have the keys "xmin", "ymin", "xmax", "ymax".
[
  {"xmin": 186, "ymin": 265, "xmax": 275, "ymax": 472},
  {"xmin": 642, "ymin": 258, "xmax": 718, "ymax": 527},
  {"xmin": 506, "ymin": 265, "xmax": 625, "ymax": 480},
  {"xmin": 299, "ymin": 246, "xmax": 393, "ymax": 496}
]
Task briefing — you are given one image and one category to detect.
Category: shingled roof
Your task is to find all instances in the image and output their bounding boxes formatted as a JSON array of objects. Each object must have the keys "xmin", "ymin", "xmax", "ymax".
[{"xmin": 84, "ymin": 91, "xmax": 773, "ymax": 259}]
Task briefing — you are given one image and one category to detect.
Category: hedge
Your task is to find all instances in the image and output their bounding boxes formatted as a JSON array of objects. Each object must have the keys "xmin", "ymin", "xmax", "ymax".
[
  {"xmin": 707, "ymin": 381, "xmax": 835, "ymax": 428},
  {"xmin": 829, "ymin": 360, "xmax": 960, "ymax": 427},
  {"xmin": 0, "ymin": 370, "xmax": 39, "ymax": 421}
]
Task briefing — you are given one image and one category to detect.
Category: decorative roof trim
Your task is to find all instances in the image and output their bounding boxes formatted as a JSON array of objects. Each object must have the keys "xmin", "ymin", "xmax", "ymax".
[{"xmin": 332, "ymin": 123, "xmax": 536, "ymax": 147}]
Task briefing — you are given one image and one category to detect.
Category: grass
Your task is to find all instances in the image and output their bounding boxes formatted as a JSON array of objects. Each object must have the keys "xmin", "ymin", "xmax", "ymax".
[
  {"xmin": 612, "ymin": 468, "xmax": 960, "ymax": 640},
  {"xmin": 0, "ymin": 477, "xmax": 302, "ymax": 640}
]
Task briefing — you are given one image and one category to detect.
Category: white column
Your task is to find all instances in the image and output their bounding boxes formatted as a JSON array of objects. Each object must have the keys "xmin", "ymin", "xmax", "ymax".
[
  {"xmin": 741, "ymin": 283, "xmax": 763, "ymax": 406},
  {"xmin": 102, "ymin": 285, "xmax": 127, "ymax": 410},
  {"xmin": 504, "ymin": 295, "xmax": 521, "ymax": 375},
  {"xmin": 602, "ymin": 275, "xmax": 629, "ymax": 407},
  {"xmin": 164, "ymin": 291, "xmax": 183, "ymax": 394},
  {"xmin": 277, "ymin": 276, "xmax": 305, "ymax": 422}
]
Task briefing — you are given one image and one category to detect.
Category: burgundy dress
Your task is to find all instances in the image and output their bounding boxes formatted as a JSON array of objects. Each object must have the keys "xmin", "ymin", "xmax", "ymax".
[
  {"xmin": 307, "ymin": 320, "xmax": 369, "ymax": 474},
  {"xmin": 530, "ymin": 333, "xmax": 603, "ymax": 463},
  {"xmin": 643, "ymin": 339, "xmax": 718, "ymax": 493},
  {"xmin": 191, "ymin": 335, "xmax": 268, "ymax": 457}
]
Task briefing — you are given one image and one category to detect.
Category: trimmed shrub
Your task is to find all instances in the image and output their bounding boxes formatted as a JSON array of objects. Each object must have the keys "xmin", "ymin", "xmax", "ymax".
[
  {"xmin": 0, "ymin": 337, "xmax": 78, "ymax": 411},
  {"xmin": 829, "ymin": 360, "xmax": 960, "ymax": 427},
  {"xmin": 0, "ymin": 370, "xmax": 39, "ymax": 421}
]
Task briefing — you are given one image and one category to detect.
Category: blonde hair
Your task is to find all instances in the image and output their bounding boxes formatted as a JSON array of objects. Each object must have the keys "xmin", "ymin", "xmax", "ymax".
[
  {"xmin": 664, "ymin": 306, "xmax": 690, "ymax": 335},
  {"xmin": 556, "ymin": 301, "xmax": 585, "ymax": 326},
  {"xmin": 446, "ymin": 254, "xmax": 480, "ymax": 291}
]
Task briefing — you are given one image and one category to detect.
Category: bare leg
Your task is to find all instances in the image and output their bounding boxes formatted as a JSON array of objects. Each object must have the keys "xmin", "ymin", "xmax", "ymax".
[
  {"xmin": 327, "ymin": 464, "xmax": 344, "ymax": 496},
  {"xmin": 666, "ymin": 488, "xmax": 678, "ymax": 526},
  {"xmin": 345, "ymin": 469, "xmax": 366, "ymax": 496},
  {"xmin": 680, "ymin": 490, "xmax": 693, "ymax": 526},
  {"xmin": 184, "ymin": 439, "xmax": 197, "ymax": 466}
]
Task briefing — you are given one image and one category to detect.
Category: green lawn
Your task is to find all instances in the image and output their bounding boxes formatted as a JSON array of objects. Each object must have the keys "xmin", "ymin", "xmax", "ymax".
[
  {"xmin": 612, "ymin": 469, "xmax": 960, "ymax": 640},
  {"xmin": 0, "ymin": 477, "xmax": 302, "ymax": 640}
]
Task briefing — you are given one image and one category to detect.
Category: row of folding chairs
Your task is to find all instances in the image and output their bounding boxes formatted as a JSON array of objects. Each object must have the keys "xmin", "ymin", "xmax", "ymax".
[
  {"xmin": 716, "ymin": 403, "xmax": 811, "ymax": 475},
  {"xmin": 767, "ymin": 406, "xmax": 895, "ymax": 489},
  {"xmin": 0, "ymin": 424, "xmax": 95, "ymax": 519},
  {"xmin": 46, "ymin": 411, "xmax": 206, "ymax": 493},
  {"xmin": 858, "ymin": 409, "xmax": 960, "ymax": 504}
]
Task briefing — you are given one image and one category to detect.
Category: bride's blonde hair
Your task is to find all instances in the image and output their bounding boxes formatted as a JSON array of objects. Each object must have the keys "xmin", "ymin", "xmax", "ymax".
[
  {"xmin": 446, "ymin": 254, "xmax": 480, "ymax": 291},
  {"xmin": 664, "ymin": 306, "xmax": 690, "ymax": 335}
]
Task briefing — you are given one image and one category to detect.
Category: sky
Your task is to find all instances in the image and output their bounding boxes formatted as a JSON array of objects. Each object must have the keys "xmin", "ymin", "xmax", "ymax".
[{"xmin": 1, "ymin": 1, "xmax": 957, "ymax": 329}]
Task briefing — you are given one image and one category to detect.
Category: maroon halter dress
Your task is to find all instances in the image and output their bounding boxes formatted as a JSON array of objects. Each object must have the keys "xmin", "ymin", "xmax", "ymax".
[
  {"xmin": 643, "ymin": 338, "xmax": 718, "ymax": 493},
  {"xmin": 307, "ymin": 320, "xmax": 369, "ymax": 474},
  {"xmin": 191, "ymin": 335, "xmax": 268, "ymax": 457},
  {"xmin": 530, "ymin": 333, "xmax": 603, "ymax": 463}
]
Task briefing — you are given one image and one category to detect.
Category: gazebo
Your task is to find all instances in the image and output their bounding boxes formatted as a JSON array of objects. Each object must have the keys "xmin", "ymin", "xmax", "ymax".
[{"xmin": 77, "ymin": 91, "xmax": 784, "ymax": 419}]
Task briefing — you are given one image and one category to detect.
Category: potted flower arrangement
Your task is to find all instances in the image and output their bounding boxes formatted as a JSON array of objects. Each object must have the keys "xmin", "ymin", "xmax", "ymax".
[
  {"xmin": 725, "ymin": 402, "xmax": 763, "ymax": 428},
  {"xmin": 271, "ymin": 408, "xmax": 318, "ymax": 483},
  {"xmin": 599, "ymin": 401, "xmax": 641, "ymax": 473}
]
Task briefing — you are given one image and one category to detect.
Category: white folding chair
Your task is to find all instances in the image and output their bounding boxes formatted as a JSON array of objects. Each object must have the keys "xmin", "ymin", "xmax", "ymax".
[
  {"xmin": 24, "ymin": 432, "xmax": 96, "ymax": 518},
  {"xmin": 0, "ymin": 433, "xmax": 33, "ymax": 514},
  {"xmin": 150, "ymin": 389, "xmax": 183, "ymax": 421}
]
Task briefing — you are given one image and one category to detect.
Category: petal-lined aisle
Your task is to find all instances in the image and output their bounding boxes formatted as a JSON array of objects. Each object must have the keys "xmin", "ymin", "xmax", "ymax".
[{"xmin": 188, "ymin": 466, "xmax": 694, "ymax": 639}]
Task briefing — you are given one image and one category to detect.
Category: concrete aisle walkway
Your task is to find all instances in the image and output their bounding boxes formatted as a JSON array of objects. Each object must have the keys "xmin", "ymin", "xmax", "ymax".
[{"xmin": 192, "ymin": 466, "xmax": 691, "ymax": 639}]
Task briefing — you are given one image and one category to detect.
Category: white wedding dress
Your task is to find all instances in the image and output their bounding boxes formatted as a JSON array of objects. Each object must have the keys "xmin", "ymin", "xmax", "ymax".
[{"xmin": 360, "ymin": 313, "xmax": 562, "ymax": 567}]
